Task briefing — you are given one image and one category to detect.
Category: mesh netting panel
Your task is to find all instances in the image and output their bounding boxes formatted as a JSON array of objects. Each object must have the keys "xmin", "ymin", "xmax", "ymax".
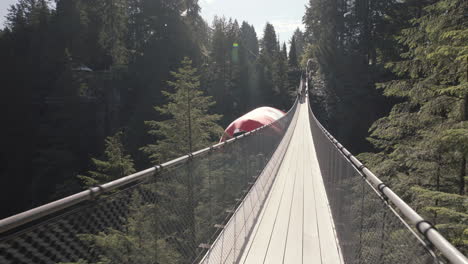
[
  {"xmin": 199, "ymin": 101, "xmax": 299, "ymax": 264},
  {"xmin": 0, "ymin": 103, "xmax": 297, "ymax": 264},
  {"xmin": 308, "ymin": 105, "xmax": 440, "ymax": 264}
]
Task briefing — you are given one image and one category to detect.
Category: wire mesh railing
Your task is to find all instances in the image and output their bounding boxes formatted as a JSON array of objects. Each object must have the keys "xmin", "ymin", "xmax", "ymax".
[
  {"xmin": 307, "ymin": 82, "xmax": 467, "ymax": 263},
  {"xmin": 0, "ymin": 100, "xmax": 298, "ymax": 264},
  {"xmin": 197, "ymin": 98, "xmax": 300, "ymax": 264},
  {"xmin": 308, "ymin": 97, "xmax": 441, "ymax": 264}
]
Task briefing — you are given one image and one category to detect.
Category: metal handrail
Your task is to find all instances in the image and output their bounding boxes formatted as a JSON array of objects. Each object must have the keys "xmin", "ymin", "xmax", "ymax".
[
  {"xmin": 305, "ymin": 70, "xmax": 468, "ymax": 264},
  {"xmin": 0, "ymin": 99, "xmax": 299, "ymax": 235}
]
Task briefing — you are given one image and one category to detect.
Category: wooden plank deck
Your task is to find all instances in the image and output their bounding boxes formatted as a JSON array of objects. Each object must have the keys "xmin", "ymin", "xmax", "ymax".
[{"xmin": 238, "ymin": 101, "xmax": 344, "ymax": 264}]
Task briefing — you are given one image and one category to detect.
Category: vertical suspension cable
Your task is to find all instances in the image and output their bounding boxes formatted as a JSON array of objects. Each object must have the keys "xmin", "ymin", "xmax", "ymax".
[
  {"xmin": 379, "ymin": 209, "xmax": 387, "ymax": 264},
  {"xmin": 187, "ymin": 160, "xmax": 196, "ymax": 257},
  {"xmin": 208, "ymin": 152, "xmax": 213, "ymax": 235},
  {"xmin": 357, "ymin": 176, "xmax": 366, "ymax": 263}
]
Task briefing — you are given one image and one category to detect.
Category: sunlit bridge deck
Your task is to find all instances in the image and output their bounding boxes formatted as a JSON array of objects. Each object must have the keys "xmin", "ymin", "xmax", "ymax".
[{"xmin": 238, "ymin": 100, "xmax": 343, "ymax": 264}]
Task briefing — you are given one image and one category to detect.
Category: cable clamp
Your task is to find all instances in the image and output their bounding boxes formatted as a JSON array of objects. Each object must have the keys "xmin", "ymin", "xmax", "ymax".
[
  {"xmin": 88, "ymin": 185, "xmax": 104, "ymax": 200},
  {"xmin": 377, "ymin": 183, "xmax": 389, "ymax": 201},
  {"xmin": 416, "ymin": 220, "xmax": 437, "ymax": 239},
  {"xmin": 152, "ymin": 165, "xmax": 162, "ymax": 179},
  {"xmin": 187, "ymin": 153, "xmax": 194, "ymax": 160},
  {"xmin": 156, "ymin": 164, "xmax": 163, "ymax": 172}
]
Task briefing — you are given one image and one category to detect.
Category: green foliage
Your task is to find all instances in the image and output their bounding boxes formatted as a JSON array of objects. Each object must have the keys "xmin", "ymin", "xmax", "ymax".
[
  {"xmin": 411, "ymin": 186, "xmax": 468, "ymax": 249},
  {"xmin": 96, "ymin": 0, "xmax": 129, "ymax": 67},
  {"xmin": 0, "ymin": 0, "xmax": 292, "ymax": 228},
  {"xmin": 260, "ymin": 23, "xmax": 279, "ymax": 57},
  {"xmin": 359, "ymin": 0, "xmax": 468, "ymax": 253},
  {"xmin": 141, "ymin": 57, "xmax": 223, "ymax": 163},
  {"xmin": 292, "ymin": 28, "xmax": 305, "ymax": 61},
  {"xmin": 202, "ymin": 17, "xmax": 295, "ymax": 125},
  {"xmin": 288, "ymin": 36, "xmax": 299, "ymax": 69},
  {"xmin": 65, "ymin": 191, "xmax": 182, "ymax": 264},
  {"xmin": 257, "ymin": 23, "xmax": 294, "ymax": 110},
  {"xmin": 303, "ymin": 0, "xmax": 395, "ymax": 153},
  {"xmin": 0, "ymin": 0, "xmax": 206, "ymax": 217},
  {"xmin": 304, "ymin": 0, "xmax": 467, "ymax": 254},
  {"xmin": 78, "ymin": 132, "xmax": 136, "ymax": 188},
  {"xmin": 205, "ymin": 17, "xmax": 244, "ymax": 124}
]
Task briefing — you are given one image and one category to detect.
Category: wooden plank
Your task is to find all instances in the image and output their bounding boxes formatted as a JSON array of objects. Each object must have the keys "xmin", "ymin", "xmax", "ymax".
[{"xmin": 283, "ymin": 116, "xmax": 305, "ymax": 263}]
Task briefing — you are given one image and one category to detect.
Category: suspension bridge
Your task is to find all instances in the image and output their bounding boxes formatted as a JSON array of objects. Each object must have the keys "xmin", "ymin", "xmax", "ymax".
[{"xmin": 0, "ymin": 71, "xmax": 466, "ymax": 264}]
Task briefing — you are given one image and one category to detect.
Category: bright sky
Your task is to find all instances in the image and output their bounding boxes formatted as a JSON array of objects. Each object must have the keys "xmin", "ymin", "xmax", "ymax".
[
  {"xmin": 0, "ymin": 0, "xmax": 15, "ymax": 27},
  {"xmin": 200, "ymin": 0, "xmax": 306, "ymax": 44},
  {"xmin": 1, "ymin": 0, "xmax": 307, "ymax": 43}
]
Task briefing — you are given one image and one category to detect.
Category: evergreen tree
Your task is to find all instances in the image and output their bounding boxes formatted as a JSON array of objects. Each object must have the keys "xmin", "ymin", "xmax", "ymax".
[
  {"xmin": 206, "ymin": 18, "xmax": 263, "ymax": 121},
  {"xmin": 141, "ymin": 57, "xmax": 222, "ymax": 163},
  {"xmin": 0, "ymin": 0, "xmax": 69, "ymax": 214},
  {"xmin": 259, "ymin": 23, "xmax": 280, "ymax": 105},
  {"xmin": 292, "ymin": 28, "xmax": 305, "ymax": 60},
  {"xmin": 303, "ymin": 0, "xmax": 394, "ymax": 153},
  {"xmin": 289, "ymin": 36, "xmax": 299, "ymax": 69},
  {"xmin": 95, "ymin": 0, "xmax": 129, "ymax": 67},
  {"xmin": 287, "ymin": 35, "xmax": 302, "ymax": 105},
  {"xmin": 78, "ymin": 131, "xmax": 136, "ymax": 187},
  {"xmin": 0, "ymin": 0, "xmax": 206, "ymax": 218},
  {"xmin": 66, "ymin": 191, "xmax": 182, "ymax": 264},
  {"xmin": 141, "ymin": 57, "xmax": 222, "ymax": 258},
  {"xmin": 226, "ymin": 19, "xmax": 242, "ymax": 119},
  {"xmin": 238, "ymin": 21, "xmax": 260, "ymax": 110},
  {"xmin": 261, "ymin": 23, "xmax": 279, "ymax": 57},
  {"xmin": 275, "ymin": 43, "xmax": 291, "ymax": 109},
  {"xmin": 239, "ymin": 22, "xmax": 259, "ymax": 61},
  {"xmin": 206, "ymin": 17, "xmax": 232, "ymax": 124},
  {"xmin": 361, "ymin": 0, "xmax": 468, "ymax": 252}
]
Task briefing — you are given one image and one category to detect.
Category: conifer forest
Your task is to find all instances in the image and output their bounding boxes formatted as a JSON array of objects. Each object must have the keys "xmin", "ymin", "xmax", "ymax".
[{"xmin": 0, "ymin": 0, "xmax": 466, "ymax": 259}]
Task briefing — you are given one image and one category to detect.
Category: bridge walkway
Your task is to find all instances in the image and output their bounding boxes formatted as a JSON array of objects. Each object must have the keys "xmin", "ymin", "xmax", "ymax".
[{"xmin": 238, "ymin": 99, "xmax": 344, "ymax": 264}]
